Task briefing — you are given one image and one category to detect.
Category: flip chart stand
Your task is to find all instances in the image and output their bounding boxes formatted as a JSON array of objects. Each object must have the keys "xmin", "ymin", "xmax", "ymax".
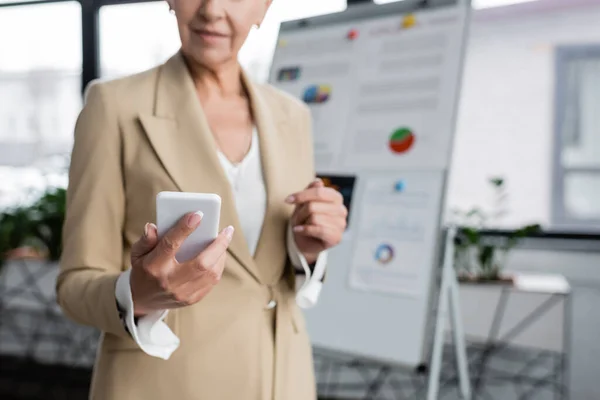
[
  {"xmin": 312, "ymin": 227, "xmax": 472, "ymax": 399},
  {"xmin": 427, "ymin": 226, "xmax": 471, "ymax": 400}
]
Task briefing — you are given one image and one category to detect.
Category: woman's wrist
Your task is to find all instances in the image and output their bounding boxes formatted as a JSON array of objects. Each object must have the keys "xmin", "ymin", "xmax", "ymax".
[
  {"xmin": 302, "ymin": 252, "xmax": 319, "ymax": 266},
  {"xmin": 133, "ymin": 308, "xmax": 150, "ymax": 318}
]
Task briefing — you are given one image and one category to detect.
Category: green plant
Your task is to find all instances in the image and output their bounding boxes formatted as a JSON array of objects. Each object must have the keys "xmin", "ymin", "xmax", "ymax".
[
  {"xmin": 452, "ymin": 178, "xmax": 541, "ymax": 281},
  {"xmin": 0, "ymin": 206, "xmax": 36, "ymax": 266},
  {"xmin": 0, "ymin": 187, "xmax": 67, "ymax": 267},
  {"xmin": 29, "ymin": 187, "xmax": 67, "ymax": 262}
]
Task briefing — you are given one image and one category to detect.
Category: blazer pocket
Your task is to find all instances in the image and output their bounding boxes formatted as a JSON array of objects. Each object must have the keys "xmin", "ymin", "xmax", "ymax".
[{"xmin": 103, "ymin": 310, "xmax": 179, "ymax": 352}]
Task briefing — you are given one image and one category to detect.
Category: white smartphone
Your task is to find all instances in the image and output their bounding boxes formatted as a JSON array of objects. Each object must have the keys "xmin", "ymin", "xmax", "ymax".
[{"xmin": 156, "ymin": 191, "xmax": 222, "ymax": 263}]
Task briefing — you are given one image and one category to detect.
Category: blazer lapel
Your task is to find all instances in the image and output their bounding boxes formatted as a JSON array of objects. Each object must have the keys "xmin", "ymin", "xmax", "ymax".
[
  {"xmin": 242, "ymin": 72, "xmax": 292, "ymax": 285},
  {"xmin": 138, "ymin": 53, "xmax": 259, "ymax": 283}
]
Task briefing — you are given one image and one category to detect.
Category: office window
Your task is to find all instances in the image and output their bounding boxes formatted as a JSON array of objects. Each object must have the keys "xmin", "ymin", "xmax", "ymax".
[
  {"xmin": 99, "ymin": 2, "xmax": 181, "ymax": 79},
  {"xmin": 552, "ymin": 45, "xmax": 600, "ymax": 231},
  {"xmin": 0, "ymin": 1, "xmax": 81, "ymax": 208},
  {"xmin": 99, "ymin": 0, "xmax": 346, "ymax": 82}
]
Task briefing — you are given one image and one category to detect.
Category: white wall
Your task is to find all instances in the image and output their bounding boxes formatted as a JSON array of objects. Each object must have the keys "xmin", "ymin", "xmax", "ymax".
[{"xmin": 447, "ymin": 2, "xmax": 600, "ymax": 229}]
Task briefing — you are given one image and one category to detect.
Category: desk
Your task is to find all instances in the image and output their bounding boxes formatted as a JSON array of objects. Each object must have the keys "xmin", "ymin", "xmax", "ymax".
[{"xmin": 447, "ymin": 273, "xmax": 571, "ymax": 400}]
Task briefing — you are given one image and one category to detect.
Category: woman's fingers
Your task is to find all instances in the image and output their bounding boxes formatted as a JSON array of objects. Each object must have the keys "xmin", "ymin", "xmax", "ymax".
[
  {"xmin": 132, "ymin": 219, "xmax": 232, "ymax": 313},
  {"xmin": 169, "ymin": 250, "xmax": 228, "ymax": 306},
  {"xmin": 168, "ymin": 226, "xmax": 233, "ymax": 288},
  {"xmin": 147, "ymin": 211, "xmax": 203, "ymax": 267},
  {"xmin": 286, "ymin": 185, "xmax": 343, "ymax": 206},
  {"xmin": 294, "ymin": 215, "xmax": 346, "ymax": 246},
  {"xmin": 292, "ymin": 202, "xmax": 348, "ymax": 227},
  {"xmin": 190, "ymin": 226, "xmax": 234, "ymax": 273},
  {"xmin": 130, "ymin": 223, "xmax": 158, "ymax": 264}
]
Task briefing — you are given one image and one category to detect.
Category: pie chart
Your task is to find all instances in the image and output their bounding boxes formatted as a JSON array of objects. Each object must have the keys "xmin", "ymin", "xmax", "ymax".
[
  {"xmin": 374, "ymin": 244, "xmax": 395, "ymax": 265},
  {"xmin": 389, "ymin": 127, "xmax": 415, "ymax": 154}
]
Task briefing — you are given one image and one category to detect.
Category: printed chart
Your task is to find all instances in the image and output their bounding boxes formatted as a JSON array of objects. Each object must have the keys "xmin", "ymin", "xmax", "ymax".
[
  {"xmin": 270, "ymin": 7, "xmax": 465, "ymax": 172},
  {"xmin": 348, "ymin": 171, "xmax": 445, "ymax": 297},
  {"xmin": 270, "ymin": 23, "xmax": 358, "ymax": 173},
  {"xmin": 389, "ymin": 127, "xmax": 416, "ymax": 154}
]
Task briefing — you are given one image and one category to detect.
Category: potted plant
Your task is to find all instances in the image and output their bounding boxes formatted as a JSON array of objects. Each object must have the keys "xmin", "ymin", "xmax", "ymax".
[
  {"xmin": 451, "ymin": 177, "xmax": 541, "ymax": 283},
  {"xmin": 0, "ymin": 205, "xmax": 42, "ymax": 268},
  {"xmin": 0, "ymin": 187, "xmax": 66, "ymax": 269},
  {"xmin": 0, "ymin": 186, "xmax": 100, "ymax": 367},
  {"xmin": 28, "ymin": 187, "xmax": 66, "ymax": 262}
]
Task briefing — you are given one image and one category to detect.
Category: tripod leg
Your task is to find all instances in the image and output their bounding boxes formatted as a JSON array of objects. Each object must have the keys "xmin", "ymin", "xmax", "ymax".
[
  {"xmin": 449, "ymin": 269, "xmax": 471, "ymax": 400},
  {"xmin": 427, "ymin": 278, "xmax": 449, "ymax": 400}
]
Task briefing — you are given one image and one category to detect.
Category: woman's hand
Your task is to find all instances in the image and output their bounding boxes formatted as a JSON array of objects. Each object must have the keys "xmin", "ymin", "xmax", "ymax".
[
  {"xmin": 129, "ymin": 212, "xmax": 234, "ymax": 316},
  {"xmin": 286, "ymin": 179, "xmax": 347, "ymax": 264}
]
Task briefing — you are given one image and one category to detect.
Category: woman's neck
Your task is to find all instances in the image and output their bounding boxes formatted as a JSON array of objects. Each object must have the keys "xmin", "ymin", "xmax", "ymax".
[{"xmin": 184, "ymin": 56, "xmax": 244, "ymax": 100}]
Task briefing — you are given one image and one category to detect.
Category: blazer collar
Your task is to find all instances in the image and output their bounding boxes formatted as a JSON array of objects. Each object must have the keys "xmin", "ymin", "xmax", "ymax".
[{"xmin": 139, "ymin": 52, "xmax": 290, "ymax": 284}]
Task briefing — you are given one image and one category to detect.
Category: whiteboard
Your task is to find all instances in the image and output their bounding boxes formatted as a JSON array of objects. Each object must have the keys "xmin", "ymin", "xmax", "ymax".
[{"xmin": 269, "ymin": 0, "xmax": 470, "ymax": 367}]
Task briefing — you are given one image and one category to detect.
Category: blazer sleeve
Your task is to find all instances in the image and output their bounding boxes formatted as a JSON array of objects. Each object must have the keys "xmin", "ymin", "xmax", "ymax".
[{"xmin": 56, "ymin": 82, "xmax": 129, "ymax": 338}]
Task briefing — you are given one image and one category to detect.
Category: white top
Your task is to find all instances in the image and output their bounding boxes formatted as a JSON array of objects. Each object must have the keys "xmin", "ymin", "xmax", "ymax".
[
  {"xmin": 115, "ymin": 128, "xmax": 327, "ymax": 360},
  {"xmin": 216, "ymin": 128, "xmax": 265, "ymax": 255}
]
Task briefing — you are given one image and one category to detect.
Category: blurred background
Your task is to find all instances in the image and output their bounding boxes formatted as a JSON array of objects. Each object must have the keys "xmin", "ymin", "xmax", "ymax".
[{"xmin": 0, "ymin": 0, "xmax": 599, "ymax": 399}]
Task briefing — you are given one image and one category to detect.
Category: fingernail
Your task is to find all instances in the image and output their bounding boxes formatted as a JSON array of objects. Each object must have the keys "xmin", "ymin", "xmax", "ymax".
[
  {"xmin": 224, "ymin": 225, "xmax": 235, "ymax": 241},
  {"xmin": 285, "ymin": 195, "xmax": 295, "ymax": 203},
  {"xmin": 144, "ymin": 223, "xmax": 150, "ymax": 238},
  {"xmin": 188, "ymin": 211, "xmax": 204, "ymax": 227},
  {"xmin": 293, "ymin": 225, "xmax": 305, "ymax": 233}
]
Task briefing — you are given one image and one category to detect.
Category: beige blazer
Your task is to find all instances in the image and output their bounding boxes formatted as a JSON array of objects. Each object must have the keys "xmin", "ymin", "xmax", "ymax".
[{"xmin": 57, "ymin": 52, "xmax": 317, "ymax": 400}]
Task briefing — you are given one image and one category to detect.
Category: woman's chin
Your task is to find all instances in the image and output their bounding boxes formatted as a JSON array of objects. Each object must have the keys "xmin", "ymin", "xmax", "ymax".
[{"xmin": 183, "ymin": 47, "xmax": 234, "ymax": 69}]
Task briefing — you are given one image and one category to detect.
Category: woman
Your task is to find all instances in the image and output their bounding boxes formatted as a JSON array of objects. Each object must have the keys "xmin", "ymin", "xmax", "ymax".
[{"xmin": 56, "ymin": 0, "xmax": 347, "ymax": 399}]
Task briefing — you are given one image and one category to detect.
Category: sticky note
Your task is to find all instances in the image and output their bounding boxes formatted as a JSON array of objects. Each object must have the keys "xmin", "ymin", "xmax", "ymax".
[
  {"xmin": 402, "ymin": 14, "xmax": 417, "ymax": 29},
  {"xmin": 347, "ymin": 29, "xmax": 359, "ymax": 40}
]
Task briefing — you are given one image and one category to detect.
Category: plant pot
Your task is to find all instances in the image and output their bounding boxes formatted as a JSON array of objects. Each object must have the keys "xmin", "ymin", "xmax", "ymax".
[
  {"xmin": 4, "ymin": 246, "xmax": 47, "ymax": 261},
  {"xmin": 457, "ymin": 273, "xmax": 515, "ymax": 285},
  {"xmin": 455, "ymin": 244, "xmax": 512, "ymax": 284}
]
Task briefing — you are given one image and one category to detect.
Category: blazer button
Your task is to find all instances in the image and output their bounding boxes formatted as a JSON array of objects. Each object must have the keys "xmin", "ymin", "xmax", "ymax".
[
  {"xmin": 265, "ymin": 299, "xmax": 277, "ymax": 310},
  {"xmin": 265, "ymin": 285, "xmax": 277, "ymax": 310}
]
